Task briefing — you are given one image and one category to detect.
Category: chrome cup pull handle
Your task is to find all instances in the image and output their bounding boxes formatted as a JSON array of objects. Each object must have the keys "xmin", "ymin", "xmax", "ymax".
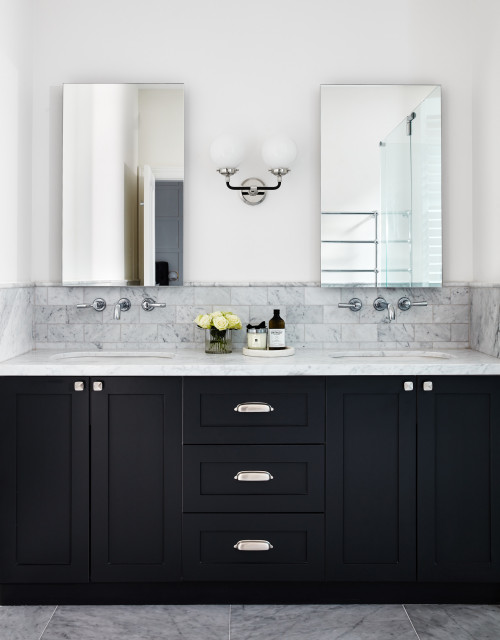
[
  {"xmin": 234, "ymin": 540, "xmax": 273, "ymax": 551},
  {"xmin": 234, "ymin": 402, "xmax": 274, "ymax": 413},
  {"xmin": 234, "ymin": 470, "xmax": 274, "ymax": 482}
]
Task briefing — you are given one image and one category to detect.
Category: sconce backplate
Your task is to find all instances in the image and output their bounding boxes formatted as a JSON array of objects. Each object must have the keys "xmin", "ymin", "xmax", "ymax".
[{"xmin": 240, "ymin": 178, "xmax": 267, "ymax": 206}]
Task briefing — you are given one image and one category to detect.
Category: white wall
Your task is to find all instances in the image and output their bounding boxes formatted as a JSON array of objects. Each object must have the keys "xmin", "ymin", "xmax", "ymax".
[
  {"xmin": 472, "ymin": 1, "xmax": 500, "ymax": 284},
  {"xmin": 139, "ymin": 86, "xmax": 184, "ymax": 171},
  {"xmin": 30, "ymin": 0, "xmax": 476, "ymax": 284},
  {"xmin": 0, "ymin": 0, "xmax": 33, "ymax": 285}
]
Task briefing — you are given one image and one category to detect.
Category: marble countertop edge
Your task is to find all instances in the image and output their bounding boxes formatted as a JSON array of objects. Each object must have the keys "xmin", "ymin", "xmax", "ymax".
[{"xmin": 1, "ymin": 348, "xmax": 500, "ymax": 376}]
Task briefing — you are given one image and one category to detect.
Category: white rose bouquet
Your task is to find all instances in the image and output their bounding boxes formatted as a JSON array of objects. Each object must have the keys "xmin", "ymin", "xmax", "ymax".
[
  {"xmin": 195, "ymin": 310, "xmax": 242, "ymax": 354},
  {"xmin": 194, "ymin": 311, "xmax": 242, "ymax": 331}
]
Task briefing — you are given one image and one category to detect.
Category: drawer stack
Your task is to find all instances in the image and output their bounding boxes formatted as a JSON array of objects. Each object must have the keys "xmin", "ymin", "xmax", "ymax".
[{"xmin": 182, "ymin": 377, "xmax": 326, "ymax": 581}]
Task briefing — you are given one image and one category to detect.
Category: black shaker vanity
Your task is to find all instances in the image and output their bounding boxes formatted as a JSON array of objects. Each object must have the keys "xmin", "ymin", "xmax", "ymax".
[{"xmin": 1, "ymin": 375, "xmax": 500, "ymax": 603}]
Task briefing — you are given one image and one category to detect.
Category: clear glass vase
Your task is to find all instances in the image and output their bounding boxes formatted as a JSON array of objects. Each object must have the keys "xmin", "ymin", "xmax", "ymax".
[{"xmin": 205, "ymin": 328, "xmax": 232, "ymax": 354}]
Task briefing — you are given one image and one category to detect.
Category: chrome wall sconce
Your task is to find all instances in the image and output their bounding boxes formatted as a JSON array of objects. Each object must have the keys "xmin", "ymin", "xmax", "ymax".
[{"xmin": 210, "ymin": 133, "xmax": 297, "ymax": 205}]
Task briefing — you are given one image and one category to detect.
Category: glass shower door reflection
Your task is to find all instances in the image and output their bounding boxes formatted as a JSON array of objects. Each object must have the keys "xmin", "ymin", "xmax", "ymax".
[
  {"xmin": 380, "ymin": 118, "xmax": 412, "ymax": 287},
  {"xmin": 409, "ymin": 87, "xmax": 442, "ymax": 286}
]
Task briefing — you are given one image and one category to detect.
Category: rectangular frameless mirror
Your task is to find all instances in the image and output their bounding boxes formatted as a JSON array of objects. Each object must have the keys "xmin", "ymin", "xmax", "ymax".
[
  {"xmin": 62, "ymin": 83, "xmax": 184, "ymax": 286},
  {"xmin": 321, "ymin": 85, "xmax": 442, "ymax": 287}
]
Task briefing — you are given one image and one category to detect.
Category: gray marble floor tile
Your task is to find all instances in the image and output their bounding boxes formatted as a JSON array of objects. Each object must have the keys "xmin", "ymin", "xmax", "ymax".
[
  {"xmin": 405, "ymin": 604, "xmax": 500, "ymax": 640},
  {"xmin": 42, "ymin": 604, "xmax": 229, "ymax": 640},
  {"xmin": 0, "ymin": 604, "xmax": 57, "ymax": 640},
  {"xmin": 230, "ymin": 604, "xmax": 417, "ymax": 640}
]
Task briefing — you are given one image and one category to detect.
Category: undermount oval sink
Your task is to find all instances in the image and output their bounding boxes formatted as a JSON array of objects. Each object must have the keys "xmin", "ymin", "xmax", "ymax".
[
  {"xmin": 50, "ymin": 351, "xmax": 175, "ymax": 362},
  {"xmin": 329, "ymin": 350, "xmax": 454, "ymax": 359}
]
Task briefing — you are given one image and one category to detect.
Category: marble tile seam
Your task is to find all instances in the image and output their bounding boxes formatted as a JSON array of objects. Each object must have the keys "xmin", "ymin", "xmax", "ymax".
[
  {"xmin": 39, "ymin": 605, "xmax": 58, "ymax": 640},
  {"xmin": 402, "ymin": 604, "xmax": 422, "ymax": 640}
]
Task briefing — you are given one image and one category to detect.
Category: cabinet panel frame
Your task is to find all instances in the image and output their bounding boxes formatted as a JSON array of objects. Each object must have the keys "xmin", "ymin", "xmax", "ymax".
[
  {"xmin": 90, "ymin": 376, "xmax": 182, "ymax": 582},
  {"xmin": 183, "ymin": 444, "xmax": 325, "ymax": 512},
  {"xmin": 0, "ymin": 376, "xmax": 90, "ymax": 583},
  {"xmin": 417, "ymin": 375, "xmax": 500, "ymax": 582},
  {"xmin": 326, "ymin": 375, "xmax": 417, "ymax": 581},
  {"xmin": 183, "ymin": 377, "xmax": 325, "ymax": 444},
  {"xmin": 183, "ymin": 513, "xmax": 325, "ymax": 581}
]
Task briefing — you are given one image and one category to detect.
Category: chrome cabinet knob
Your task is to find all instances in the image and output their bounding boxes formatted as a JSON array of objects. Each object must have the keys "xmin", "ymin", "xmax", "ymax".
[
  {"xmin": 404, "ymin": 381, "xmax": 414, "ymax": 392},
  {"xmin": 74, "ymin": 381, "xmax": 85, "ymax": 391},
  {"xmin": 76, "ymin": 298, "xmax": 106, "ymax": 312},
  {"xmin": 423, "ymin": 381, "xmax": 433, "ymax": 391},
  {"xmin": 141, "ymin": 297, "xmax": 166, "ymax": 312},
  {"xmin": 93, "ymin": 381, "xmax": 103, "ymax": 392},
  {"xmin": 234, "ymin": 540, "xmax": 273, "ymax": 551}
]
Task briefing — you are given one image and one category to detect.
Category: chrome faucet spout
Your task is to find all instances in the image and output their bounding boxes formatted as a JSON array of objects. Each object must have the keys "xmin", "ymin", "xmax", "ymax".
[
  {"xmin": 113, "ymin": 298, "xmax": 131, "ymax": 320},
  {"xmin": 388, "ymin": 303, "xmax": 395, "ymax": 321}
]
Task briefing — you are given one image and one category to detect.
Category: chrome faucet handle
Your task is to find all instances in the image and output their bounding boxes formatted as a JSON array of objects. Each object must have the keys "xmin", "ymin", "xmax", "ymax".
[
  {"xmin": 398, "ymin": 296, "xmax": 428, "ymax": 311},
  {"xmin": 373, "ymin": 297, "xmax": 389, "ymax": 311},
  {"xmin": 114, "ymin": 298, "xmax": 131, "ymax": 320},
  {"xmin": 338, "ymin": 298, "xmax": 362, "ymax": 312},
  {"xmin": 141, "ymin": 297, "xmax": 166, "ymax": 312},
  {"xmin": 373, "ymin": 297, "xmax": 395, "ymax": 322},
  {"xmin": 76, "ymin": 298, "xmax": 106, "ymax": 312}
]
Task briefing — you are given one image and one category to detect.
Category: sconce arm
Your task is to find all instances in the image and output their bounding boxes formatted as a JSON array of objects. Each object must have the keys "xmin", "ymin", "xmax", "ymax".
[{"xmin": 225, "ymin": 174, "xmax": 282, "ymax": 195}]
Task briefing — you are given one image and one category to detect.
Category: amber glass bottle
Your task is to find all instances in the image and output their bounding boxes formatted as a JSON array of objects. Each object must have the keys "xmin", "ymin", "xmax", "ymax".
[{"xmin": 268, "ymin": 309, "xmax": 286, "ymax": 350}]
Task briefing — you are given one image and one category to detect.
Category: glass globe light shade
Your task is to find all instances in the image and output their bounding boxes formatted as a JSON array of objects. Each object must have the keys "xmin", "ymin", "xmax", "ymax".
[
  {"xmin": 210, "ymin": 134, "xmax": 246, "ymax": 168},
  {"xmin": 261, "ymin": 135, "xmax": 298, "ymax": 168}
]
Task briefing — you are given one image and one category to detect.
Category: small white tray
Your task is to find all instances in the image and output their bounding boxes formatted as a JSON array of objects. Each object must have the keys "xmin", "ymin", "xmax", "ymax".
[{"xmin": 242, "ymin": 346, "xmax": 295, "ymax": 358}]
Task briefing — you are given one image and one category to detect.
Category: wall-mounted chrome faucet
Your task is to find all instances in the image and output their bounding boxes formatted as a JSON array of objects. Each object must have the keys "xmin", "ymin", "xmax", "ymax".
[
  {"xmin": 114, "ymin": 298, "xmax": 131, "ymax": 320},
  {"xmin": 373, "ymin": 297, "xmax": 395, "ymax": 322}
]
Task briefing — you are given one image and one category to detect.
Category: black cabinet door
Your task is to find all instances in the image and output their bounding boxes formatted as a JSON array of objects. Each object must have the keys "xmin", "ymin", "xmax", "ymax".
[
  {"xmin": 326, "ymin": 376, "xmax": 417, "ymax": 581},
  {"xmin": 0, "ymin": 377, "xmax": 89, "ymax": 583},
  {"xmin": 90, "ymin": 377, "xmax": 182, "ymax": 582},
  {"xmin": 418, "ymin": 376, "xmax": 500, "ymax": 582}
]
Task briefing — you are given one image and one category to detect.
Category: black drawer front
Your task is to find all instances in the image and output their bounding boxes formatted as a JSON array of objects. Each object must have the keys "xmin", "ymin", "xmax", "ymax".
[
  {"xmin": 183, "ymin": 377, "xmax": 325, "ymax": 444},
  {"xmin": 183, "ymin": 445, "xmax": 324, "ymax": 512},
  {"xmin": 183, "ymin": 514, "xmax": 324, "ymax": 581}
]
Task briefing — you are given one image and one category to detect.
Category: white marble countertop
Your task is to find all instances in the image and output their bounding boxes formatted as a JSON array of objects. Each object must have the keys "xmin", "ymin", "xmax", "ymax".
[{"xmin": 1, "ymin": 348, "xmax": 500, "ymax": 376}]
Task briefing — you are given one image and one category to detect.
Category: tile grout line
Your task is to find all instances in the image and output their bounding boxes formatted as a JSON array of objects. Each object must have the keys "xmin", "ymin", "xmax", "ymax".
[
  {"xmin": 403, "ymin": 604, "xmax": 422, "ymax": 640},
  {"xmin": 229, "ymin": 604, "xmax": 231, "ymax": 640},
  {"xmin": 38, "ymin": 604, "xmax": 58, "ymax": 640}
]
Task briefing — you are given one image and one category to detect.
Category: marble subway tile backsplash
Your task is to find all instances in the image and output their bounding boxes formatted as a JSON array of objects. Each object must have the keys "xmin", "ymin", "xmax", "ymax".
[
  {"xmin": 471, "ymin": 287, "xmax": 500, "ymax": 357},
  {"xmin": 0, "ymin": 287, "xmax": 34, "ymax": 361},
  {"xmin": 31, "ymin": 285, "xmax": 470, "ymax": 352}
]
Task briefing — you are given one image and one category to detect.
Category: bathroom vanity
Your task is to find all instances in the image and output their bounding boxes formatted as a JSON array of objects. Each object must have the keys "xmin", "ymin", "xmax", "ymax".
[{"xmin": 1, "ymin": 349, "xmax": 500, "ymax": 604}]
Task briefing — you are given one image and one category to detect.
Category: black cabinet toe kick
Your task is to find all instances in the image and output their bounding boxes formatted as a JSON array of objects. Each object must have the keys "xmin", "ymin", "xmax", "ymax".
[{"xmin": 2, "ymin": 582, "xmax": 500, "ymax": 606}]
